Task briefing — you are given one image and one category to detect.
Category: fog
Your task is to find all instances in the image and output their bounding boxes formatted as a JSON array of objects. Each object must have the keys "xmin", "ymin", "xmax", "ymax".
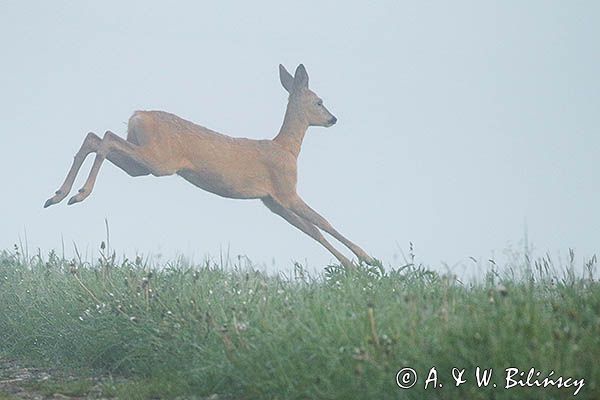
[{"xmin": 1, "ymin": 1, "xmax": 598, "ymax": 275}]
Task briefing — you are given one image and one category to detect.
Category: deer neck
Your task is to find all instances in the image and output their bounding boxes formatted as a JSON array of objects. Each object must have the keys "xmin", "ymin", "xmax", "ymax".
[{"xmin": 273, "ymin": 102, "xmax": 309, "ymax": 158}]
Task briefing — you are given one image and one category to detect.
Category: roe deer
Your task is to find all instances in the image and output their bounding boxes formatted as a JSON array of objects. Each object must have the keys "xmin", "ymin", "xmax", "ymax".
[{"xmin": 44, "ymin": 64, "xmax": 375, "ymax": 269}]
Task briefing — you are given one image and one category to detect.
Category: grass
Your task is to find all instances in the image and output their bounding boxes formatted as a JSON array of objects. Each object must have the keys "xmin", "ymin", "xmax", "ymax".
[
  {"xmin": 0, "ymin": 245, "xmax": 599, "ymax": 399},
  {"xmin": 23, "ymin": 379, "xmax": 96, "ymax": 397}
]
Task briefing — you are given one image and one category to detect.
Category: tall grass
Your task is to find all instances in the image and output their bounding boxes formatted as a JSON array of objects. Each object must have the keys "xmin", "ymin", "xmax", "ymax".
[{"xmin": 1, "ymin": 245, "xmax": 598, "ymax": 399}]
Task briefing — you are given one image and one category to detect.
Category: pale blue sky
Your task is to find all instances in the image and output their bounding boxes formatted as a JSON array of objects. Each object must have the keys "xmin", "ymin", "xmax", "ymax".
[{"xmin": 1, "ymin": 1, "xmax": 598, "ymax": 274}]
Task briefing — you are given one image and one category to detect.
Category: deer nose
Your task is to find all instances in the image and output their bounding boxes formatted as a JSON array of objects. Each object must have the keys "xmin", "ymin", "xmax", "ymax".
[{"xmin": 329, "ymin": 116, "xmax": 337, "ymax": 125}]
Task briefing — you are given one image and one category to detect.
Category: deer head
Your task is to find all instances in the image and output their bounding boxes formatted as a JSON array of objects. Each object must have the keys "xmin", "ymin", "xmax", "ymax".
[{"xmin": 279, "ymin": 64, "xmax": 337, "ymax": 127}]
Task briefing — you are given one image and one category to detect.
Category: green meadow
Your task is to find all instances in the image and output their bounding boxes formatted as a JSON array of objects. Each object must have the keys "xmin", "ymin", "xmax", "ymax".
[{"xmin": 0, "ymin": 245, "xmax": 598, "ymax": 399}]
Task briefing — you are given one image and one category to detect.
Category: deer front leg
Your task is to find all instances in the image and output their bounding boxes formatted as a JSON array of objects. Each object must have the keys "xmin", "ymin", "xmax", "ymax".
[
  {"xmin": 286, "ymin": 194, "xmax": 376, "ymax": 265},
  {"xmin": 262, "ymin": 197, "xmax": 354, "ymax": 269},
  {"xmin": 44, "ymin": 132, "xmax": 102, "ymax": 208},
  {"xmin": 68, "ymin": 131, "xmax": 153, "ymax": 205}
]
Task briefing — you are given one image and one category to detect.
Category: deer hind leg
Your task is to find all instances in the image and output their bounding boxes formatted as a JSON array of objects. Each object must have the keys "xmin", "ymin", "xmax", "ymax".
[
  {"xmin": 286, "ymin": 194, "xmax": 376, "ymax": 265},
  {"xmin": 67, "ymin": 130, "xmax": 156, "ymax": 205},
  {"xmin": 262, "ymin": 197, "xmax": 354, "ymax": 269},
  {"xmin": 45, "ymin": 131, "xmax": 153, "ymax": 208},
  {"xmin": 44, "ymin": 132, "xmax": 103, "ymax": 208}
]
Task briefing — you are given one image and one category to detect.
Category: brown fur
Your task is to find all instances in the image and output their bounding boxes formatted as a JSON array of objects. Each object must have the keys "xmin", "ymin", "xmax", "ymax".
[{"xmin": 44, "ymin": 64, "xmax": 374, "ymax": 268}]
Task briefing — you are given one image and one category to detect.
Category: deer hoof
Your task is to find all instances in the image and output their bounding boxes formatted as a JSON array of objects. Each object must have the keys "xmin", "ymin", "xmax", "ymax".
[
  {"xmin": 44, "ymin": 189, "xmax": 70, "ymax": 208},
  {"xmin": 361, "ymin": 255, "xmax": 378, "ymax": 266},
  {"xmin": 43, "ymin": 197, "xmax": 56, "ymax": 208},
  {"xmin": 67, "ymin": 193, "xmax": 84, "ymax": 205}
]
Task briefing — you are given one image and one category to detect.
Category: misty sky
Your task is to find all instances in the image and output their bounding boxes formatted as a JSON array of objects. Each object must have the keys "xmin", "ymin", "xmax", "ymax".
[{"xmin": 1, "ymin": 1, "xmax": 598, "ymax": 275}]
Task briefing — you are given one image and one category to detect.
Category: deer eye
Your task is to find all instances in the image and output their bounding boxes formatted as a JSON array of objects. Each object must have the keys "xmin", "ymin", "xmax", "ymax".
[{"xmin": 316, "ymin": 100, "xmax": 323, "ymax": 106}]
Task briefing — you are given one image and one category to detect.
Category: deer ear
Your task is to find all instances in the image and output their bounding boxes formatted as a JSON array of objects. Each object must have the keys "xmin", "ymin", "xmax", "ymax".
[
  {"xmin": 293, "ymin": 64, "xmax": 309, "ymax": 91},
  {"xmin": 279, "ymin": 64, "xmax": 294, "ymax": 93}
]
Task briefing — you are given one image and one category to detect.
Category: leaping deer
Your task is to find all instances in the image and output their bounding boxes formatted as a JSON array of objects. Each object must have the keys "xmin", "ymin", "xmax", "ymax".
[{"xmin": 44, "ymin": 64, "xmax": 376, "ymax": 269}]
